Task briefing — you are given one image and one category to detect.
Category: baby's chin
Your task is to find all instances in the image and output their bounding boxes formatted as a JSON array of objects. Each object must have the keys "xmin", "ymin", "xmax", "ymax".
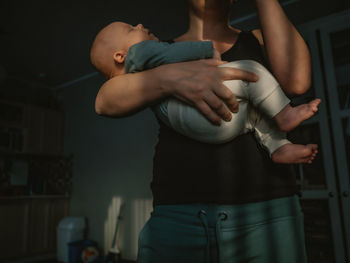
[{"xmin": 149, "ymin": 33, "xmax": 159, "ymax": 41}]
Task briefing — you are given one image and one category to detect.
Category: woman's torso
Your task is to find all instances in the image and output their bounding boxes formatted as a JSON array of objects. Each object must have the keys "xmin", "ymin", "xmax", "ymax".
[{"xmin": 151, "ymin": 31, "xmax": 297, "ymax": 206}]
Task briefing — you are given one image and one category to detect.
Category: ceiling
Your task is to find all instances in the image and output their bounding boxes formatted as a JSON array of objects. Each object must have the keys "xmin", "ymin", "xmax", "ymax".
[{"xmin": 0, "ymin": 0, "xmax": 349, "ymax": 89}]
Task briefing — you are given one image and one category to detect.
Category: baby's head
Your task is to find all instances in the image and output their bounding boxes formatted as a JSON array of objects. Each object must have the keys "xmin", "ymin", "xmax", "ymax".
[{"xmin": 90, "ymin": 22, "xmax": 158, "ymax": 79}]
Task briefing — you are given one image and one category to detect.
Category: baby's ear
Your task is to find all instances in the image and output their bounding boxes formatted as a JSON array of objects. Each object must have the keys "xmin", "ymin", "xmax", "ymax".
[{"xmin": 113, "ymin": 50, "xmax": 127, "ymax": 64}]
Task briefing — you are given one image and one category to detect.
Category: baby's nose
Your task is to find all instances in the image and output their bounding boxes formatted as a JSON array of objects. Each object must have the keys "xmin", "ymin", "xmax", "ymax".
[{"xmin": 136, "ymin": 24, "xmax": 144, "ymax": 29}]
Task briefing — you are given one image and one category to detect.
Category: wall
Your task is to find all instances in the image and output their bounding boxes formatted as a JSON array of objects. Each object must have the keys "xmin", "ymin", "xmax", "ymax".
[
  {"xmin": 55, "ymin": 1, "xmax": 190, "ymax": 259},
  {"xmin": 59, "ymin": 75, "xmax": 158, "ymax": 259},
  {"xmin": 57, "ymin": 2, "xmax": 189, "ymax": 259}
]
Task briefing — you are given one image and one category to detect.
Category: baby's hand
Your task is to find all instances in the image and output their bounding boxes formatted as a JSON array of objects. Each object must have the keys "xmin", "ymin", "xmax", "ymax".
[{"xmin": 213, "ymin": 49, "xmax": 221, "ymax": 61}]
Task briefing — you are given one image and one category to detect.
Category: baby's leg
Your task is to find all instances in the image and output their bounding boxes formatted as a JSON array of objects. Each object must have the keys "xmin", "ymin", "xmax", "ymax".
[
  {"xmin": 274, "ymin": 99, "xmax": 321, "ymax": 132},
  {"xmin": 220, "ymin": 60, "xmax": 321, "ymax": 132},
  {"xmin": 272, "ymin": 144, "xmax": 318, "ymax": 164},
  {"xmin": 154, "ymin": 76, "xmax": 252, "ymax": 143},
  {"xmin": 220, "ymin": 60, "xmax": 290, "ymax": 118},
  {"xmin": 166, "ymin": 96, "xmax": 250, "ymax": 144},
  {"xmin": 248, "ymin": 105, "xmax": 290, "ymax": 156},
  {"xmin": 250, "ymin": 106, "xmax": 318, "ymax": 164}
]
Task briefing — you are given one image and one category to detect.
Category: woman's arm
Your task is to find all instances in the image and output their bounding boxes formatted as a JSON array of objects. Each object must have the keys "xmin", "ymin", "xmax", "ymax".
[
  {"xmin": 254, "ymin": 0, "xmax": 311, "ymax": 96},
  {"xmin": 95, "ymin": 66, "xmax": 166, "ymax": 117},
  {"xmin": 95, "ymin": 58, "xmax": 258, "ymax": 125}
]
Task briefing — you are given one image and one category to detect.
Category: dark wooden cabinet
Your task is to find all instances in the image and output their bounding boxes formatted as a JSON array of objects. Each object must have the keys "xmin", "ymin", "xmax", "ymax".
[{"xmin": 0, "ymin": 196, "xmax": 69, "ymax": 260}]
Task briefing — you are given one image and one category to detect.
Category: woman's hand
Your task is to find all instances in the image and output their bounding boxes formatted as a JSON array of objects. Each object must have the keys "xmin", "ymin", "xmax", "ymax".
[{"xmin": 158, "ymin": 58, "xmax": 258, "ymax": 125}]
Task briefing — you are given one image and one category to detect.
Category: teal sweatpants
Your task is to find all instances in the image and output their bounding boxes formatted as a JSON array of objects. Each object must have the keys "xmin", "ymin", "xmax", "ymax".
[{"xmin": 137, "ymin": 195, "xmax": 307, "ymax": 263}]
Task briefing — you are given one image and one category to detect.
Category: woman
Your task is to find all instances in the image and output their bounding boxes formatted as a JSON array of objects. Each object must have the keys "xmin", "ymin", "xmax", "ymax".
[{"xmin": 95, "ymin": 0, "xmax": 311, "ymax": 262}]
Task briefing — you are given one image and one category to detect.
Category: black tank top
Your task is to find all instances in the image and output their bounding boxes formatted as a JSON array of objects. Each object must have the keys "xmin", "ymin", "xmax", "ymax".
[{"xmin": 151, "ymin": 31, "xmax": 297, "ymax": 206}]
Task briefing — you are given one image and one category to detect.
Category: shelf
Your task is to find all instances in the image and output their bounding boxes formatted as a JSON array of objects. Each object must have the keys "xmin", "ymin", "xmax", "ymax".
[
  {"xmin": 0, "ymin": 152, "xmax": 69, "ymax": 159},
  {"xmin": 0, "ymin": 195, "xmax": 70, "ymax": 200}
]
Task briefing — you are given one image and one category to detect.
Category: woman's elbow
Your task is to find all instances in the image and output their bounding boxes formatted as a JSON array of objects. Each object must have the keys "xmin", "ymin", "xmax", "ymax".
[
  {"xmin": 95, "ymin": 94, "xmax": 120, "ymax": 117},
  {"xmin": 285, "ymin": 77, "xmax": 312, "ymax": 96},
  {"xmin": 95, "ymin": 94, "xmax": 106, "ymax": 116},
  {"xmin": 94, "ymin": 102, "xmax": 104, "ymax": 116},
  {"xmin": 291, "ymin": 84, "xmax": 310, "ymax": 96},
  {"xmin": 95, "ymin": 94, "xmax": 133, "ymax": 118}
]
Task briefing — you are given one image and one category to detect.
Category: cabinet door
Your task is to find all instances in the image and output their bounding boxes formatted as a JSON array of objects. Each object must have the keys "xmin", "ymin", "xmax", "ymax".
[
  {"xmin": 0, "ymin": 199, "xmax": 29, "ymax": 260},
  {"xmin": 25, "ymin": 105, "xmax": 64, "ymax": 155},
  {"xmin": 47, "ymin": 198, "xmax": 69, "ymax": 251},
  {"xmin": 28, "ymin": 199, "xmax": 50, "ymax": 254}
]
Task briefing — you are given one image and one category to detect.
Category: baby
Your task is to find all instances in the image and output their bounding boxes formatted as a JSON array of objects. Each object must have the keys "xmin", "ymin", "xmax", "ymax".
[{"xmin": 90, "ymin": 22, "xmax": 320, "ymax": 164}]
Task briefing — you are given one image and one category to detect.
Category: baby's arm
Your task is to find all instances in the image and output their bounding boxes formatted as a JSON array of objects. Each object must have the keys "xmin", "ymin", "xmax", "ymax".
[{"xmin": 125, "ymin": 40, "xmax": 217, "ymax": 73}]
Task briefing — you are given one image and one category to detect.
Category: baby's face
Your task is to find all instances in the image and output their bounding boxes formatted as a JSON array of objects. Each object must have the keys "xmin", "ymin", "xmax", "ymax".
[{"xmin": 119, "ymin": 23, "xmax": 159, "ymax": 50}]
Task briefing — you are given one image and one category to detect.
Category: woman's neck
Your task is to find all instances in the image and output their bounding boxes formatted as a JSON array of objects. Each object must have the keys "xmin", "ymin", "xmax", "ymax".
[{"xmin": 175, "ymin": 7, "xmax": 241, "ymax": 53}]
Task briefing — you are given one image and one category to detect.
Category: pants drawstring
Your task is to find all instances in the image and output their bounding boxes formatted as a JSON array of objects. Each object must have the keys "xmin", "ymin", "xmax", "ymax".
[
  {"xmin": 216, "ymin": 211, "xmax": 228, "ymax": 263},
  {"xmin": 198, "ymin": 210, "xmax": 228, "ymax": 263},
  {"xmin": 198, "ymin": 210, "xmax": 210, "ymax": 263}
]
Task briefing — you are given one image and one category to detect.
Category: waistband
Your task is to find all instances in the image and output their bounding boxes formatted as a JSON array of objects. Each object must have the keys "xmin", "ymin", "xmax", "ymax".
[
  {"xmin": 152, "ymin": 195, "xmax": 301, "ymax": 263},
  {"xmin": 153, "ymin": 195, "xmax": 301, "ymax": 228}
]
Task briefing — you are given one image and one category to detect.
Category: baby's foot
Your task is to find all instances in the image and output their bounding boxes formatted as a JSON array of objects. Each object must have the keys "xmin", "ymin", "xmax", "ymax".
[
  {"xmin": 275, "ymin": 99, "xmax": 321, "ymax": 132},
  {"xmin": 271, "ymin": 143, "xmax": 318, "ymax": 164}
]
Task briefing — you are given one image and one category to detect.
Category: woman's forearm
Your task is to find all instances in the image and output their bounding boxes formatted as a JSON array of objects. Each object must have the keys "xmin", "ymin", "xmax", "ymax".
[
  {"xmin": 95, "ymin": 67, "xmax": 168, "ymax": 117},
  {"xmin": 95, "ymin": 59, "xmax": 257, "ymax": 123},
  {"xmin": 255, "ymin": 0, "xmax": 311, "ymax": 95}
]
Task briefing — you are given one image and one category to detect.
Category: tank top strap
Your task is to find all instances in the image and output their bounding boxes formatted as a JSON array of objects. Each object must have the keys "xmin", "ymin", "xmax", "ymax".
[{"xmin": 221, "ymin": 30, "xmax": 266, "ymax": 66}]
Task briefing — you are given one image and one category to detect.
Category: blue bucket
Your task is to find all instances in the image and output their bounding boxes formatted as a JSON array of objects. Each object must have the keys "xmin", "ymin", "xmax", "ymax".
[{"xmin": 68, "ymin": 239, "xmax": 98, "ymax": 263}]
